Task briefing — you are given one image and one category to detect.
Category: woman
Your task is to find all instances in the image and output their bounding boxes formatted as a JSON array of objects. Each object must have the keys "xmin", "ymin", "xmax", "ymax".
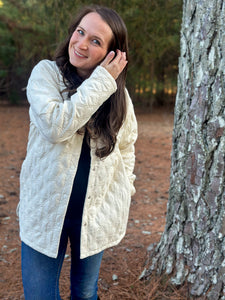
[{"xmin": 18, "ymin": 5, "xmax": 137, "ymax": 300}]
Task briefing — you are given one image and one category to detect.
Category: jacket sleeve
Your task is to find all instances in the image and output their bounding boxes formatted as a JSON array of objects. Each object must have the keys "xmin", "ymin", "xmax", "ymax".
[
  {"xmin": 27, "ymin": 60, "xmax": 117, "ymax": 143},
  {"xmin": 119, "ymin": 89, "xmax": 138, "ymax": 196}
]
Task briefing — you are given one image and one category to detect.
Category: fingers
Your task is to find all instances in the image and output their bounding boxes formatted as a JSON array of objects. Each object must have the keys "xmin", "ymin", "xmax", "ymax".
[
  {"xmin": 100, "ymin": 50, "xmax": 128, "ymax": 80},
  {"xmin": 113, "ymin": 50, "xmax": 126, "ymax": 64},
  {"xmin": 101, "ymin": 51, "xmax": 116, "ymax": 67}
]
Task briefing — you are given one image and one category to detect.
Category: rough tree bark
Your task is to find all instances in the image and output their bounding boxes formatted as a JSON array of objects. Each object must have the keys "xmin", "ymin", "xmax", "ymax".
[{"xmin": 143, "ymin": 0, "xmax": 225, "ymax": 299}]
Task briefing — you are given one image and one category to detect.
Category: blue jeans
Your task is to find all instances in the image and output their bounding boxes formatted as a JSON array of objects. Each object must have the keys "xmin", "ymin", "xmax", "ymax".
[{"xmin": 21, "ymin": 219, "xmax": 103, "ymax": 300}]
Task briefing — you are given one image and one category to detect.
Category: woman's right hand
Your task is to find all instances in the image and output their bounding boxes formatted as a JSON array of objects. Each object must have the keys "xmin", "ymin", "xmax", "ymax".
[{"xmin": 100, "ymin": 50, "xmax": 128, "ymax": 80}]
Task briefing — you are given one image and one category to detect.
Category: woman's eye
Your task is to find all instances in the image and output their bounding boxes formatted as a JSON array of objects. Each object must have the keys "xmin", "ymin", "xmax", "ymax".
[
  {"xmin": 77, "ymin": 29, "xmax": 84, "ymax": 35},
  {"xmin": 93, "ymin": 39, "xmax": 100, "ymax": 46}
]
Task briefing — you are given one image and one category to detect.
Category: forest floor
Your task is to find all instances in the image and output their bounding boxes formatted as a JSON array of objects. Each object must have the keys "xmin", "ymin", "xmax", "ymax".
[{"xmin": 0, "ymin": 105, "xmax": 187, "ymax": 299}]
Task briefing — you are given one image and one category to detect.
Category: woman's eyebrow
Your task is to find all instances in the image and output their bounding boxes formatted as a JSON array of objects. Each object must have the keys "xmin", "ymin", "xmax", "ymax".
[{"xmin": 77, "ymin": 25, "xmax": 104, "ymax": 44}]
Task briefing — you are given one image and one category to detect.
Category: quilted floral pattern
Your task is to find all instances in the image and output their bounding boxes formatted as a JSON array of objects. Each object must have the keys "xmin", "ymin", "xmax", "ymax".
[{"xmin": 19, "ymin": 60, "xmax": 137, "ymax": 258}]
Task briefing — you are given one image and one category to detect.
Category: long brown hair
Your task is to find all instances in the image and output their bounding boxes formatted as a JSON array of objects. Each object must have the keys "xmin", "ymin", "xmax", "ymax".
[{"xmin": 54, "ymin": 5, "xmax": 128, "ymax": 158}]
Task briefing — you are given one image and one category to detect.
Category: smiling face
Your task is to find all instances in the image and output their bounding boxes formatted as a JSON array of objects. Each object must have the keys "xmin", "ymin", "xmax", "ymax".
[{"xmin": 68, "ymin": 12, "xmax": 113, "ymax": 78}]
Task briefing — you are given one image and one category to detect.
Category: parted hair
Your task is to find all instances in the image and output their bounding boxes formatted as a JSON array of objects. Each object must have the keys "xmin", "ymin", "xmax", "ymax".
[{"xmin": 54, "ymin": 5, "xmax": 128, "ymax": 158}]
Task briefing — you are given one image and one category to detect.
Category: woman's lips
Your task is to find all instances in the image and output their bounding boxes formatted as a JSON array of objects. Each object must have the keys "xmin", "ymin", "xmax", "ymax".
[{"xmin": 74, "ymin": 49, "xmax": 87, "ymax": 58}]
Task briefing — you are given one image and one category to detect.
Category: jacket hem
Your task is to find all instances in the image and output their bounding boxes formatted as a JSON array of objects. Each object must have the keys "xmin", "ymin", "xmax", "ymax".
[
  {"xmin": 80, "ymin": 232, "xmax": 126, "ymax": 259},
  {"xmin": 20, "ymin": 235, "xmax": 58, "ymax": 259}
]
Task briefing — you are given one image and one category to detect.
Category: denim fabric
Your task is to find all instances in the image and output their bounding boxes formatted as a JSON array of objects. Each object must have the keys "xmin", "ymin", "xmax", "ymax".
[{"xmin": 21, "ymin": 218, "xmax": 103, "ymax": 300}]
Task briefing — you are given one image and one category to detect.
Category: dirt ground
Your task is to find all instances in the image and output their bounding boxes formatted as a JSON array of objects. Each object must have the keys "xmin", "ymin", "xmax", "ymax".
[{"xmin": 0, "ymin": 105, "xmax": 175, "ymax": 300}]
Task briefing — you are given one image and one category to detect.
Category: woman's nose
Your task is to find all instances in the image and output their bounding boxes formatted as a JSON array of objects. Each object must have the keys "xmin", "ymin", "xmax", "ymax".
[{"xmin": 77, "ymin": 37, "xmax": 88, "ymax": 50}]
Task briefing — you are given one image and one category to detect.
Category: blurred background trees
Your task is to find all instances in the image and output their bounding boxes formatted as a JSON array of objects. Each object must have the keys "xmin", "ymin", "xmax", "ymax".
[{"xmin": 0, "ymin": 0, "xmax": 182, "ymax": 106}]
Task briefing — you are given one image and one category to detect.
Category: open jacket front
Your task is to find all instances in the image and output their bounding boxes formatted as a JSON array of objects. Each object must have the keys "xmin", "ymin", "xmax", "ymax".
[{"xmin": 18, "ymin": 60, "xmax": 138, "ymax": 259}]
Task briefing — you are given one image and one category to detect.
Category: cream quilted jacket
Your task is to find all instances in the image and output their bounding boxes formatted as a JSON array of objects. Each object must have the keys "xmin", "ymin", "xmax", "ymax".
[{"xmin": 19, "ymin": 60, "xmax": 137, "ymax": 259}]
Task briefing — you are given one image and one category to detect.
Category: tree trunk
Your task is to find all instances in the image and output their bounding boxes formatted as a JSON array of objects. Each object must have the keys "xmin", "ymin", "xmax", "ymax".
[{"xmin": 144, "ymin": 0, "xmax": 225, "ymax": 298}]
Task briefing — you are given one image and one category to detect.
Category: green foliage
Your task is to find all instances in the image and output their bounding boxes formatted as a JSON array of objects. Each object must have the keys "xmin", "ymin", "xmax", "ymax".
[
  {"xmin": 124, "ymin": 0, "xmax": 182, "ymax": 106},
  {"xmin": 0, "ymin": 0, "xmax": 182, "ymax": 106}
]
